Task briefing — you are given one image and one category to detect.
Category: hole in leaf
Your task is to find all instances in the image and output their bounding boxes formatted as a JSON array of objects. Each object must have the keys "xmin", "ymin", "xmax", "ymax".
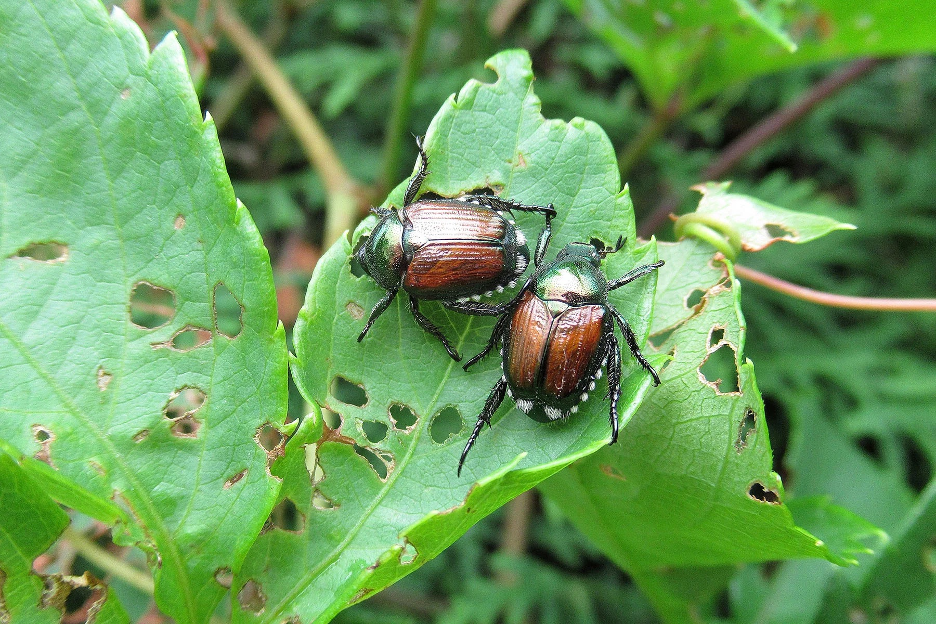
[
  {"xmin": 164, "ymin": 387, "xmax": 206, "ymax": 419},
  {"xmin": 214, "ymin": 568, "xmax": 233, "ymax": 589},
  {"xmin": 171, "ymin": 414, "xmax": 200, "ymax": 438},
  {"xmin": 331, "ymin": 376, "xmax": 367, "ymax": 407},
  {"xmin": 736, "ymin": 407, "xmax": 757, "ymax": 451},
  {"xmin": 174, "ymin": 214, "xmax": 185, "ymax": 229},
  {"xmin": 765, "ymin": 223, "xmax": 793, "ymax": 239},
  {"xmin": 312, "ymin": 489, "xmax": 337, "ymax": 510},
  {"xmin": 305, "ymin": 446, "xmax": 325, "ymax": 484},
  {"xmin": 709, "ymin": 326, "xmax": 725, "ymax": 348},
  {"xmin": 699, "ymin": 343, "xmax": 740, "ymax": 394},
  {"xmin": 132, "ymin": 430, "xmax": 150, "ymax": 443},
  {"xmin": 748, "ymin": 482, "xmax": 780, "ymax": 504},
  {"xmin": 268, "ymin": 497, "xmax": 304, "ymax": 533},
  {"xmin": 169, "ymin": 325, "xmax": 212, "ymax": 351},
  {"xmin": 855, "ymin": 435, "xmax": 882, "ymax": 464},
  {"xmin": 323, "ymin": 409, "xmax": 342, "ymax": 430},
  {"xmin": 657, "ymin": 347, "xmax": 676, "ymax": 376},
  {"xmin": 95, "ymin": 367, "xmax": 112, "ymax": 391},
  {"xmin": 353, "ymin": 444, "xmax": 389, "ymax": 480},
  {"xmin": 255, "ymin": 423, "xmax": 284, "ymax": 452},
  {"xmin": 32, "ymin": 425, "xmax": 53, "ymax": 465},
  {"xmin": 213, "ymin": 282, "xmax": 243, "ymax": 338},
  {"xmin": 390, "ymin": 403, "xmax": 418, "ymax": 431},
  {"xmin": 399, "ymin": 540, "xmax": 417, "ymax": 565},
  {"xmin": 13, "ymin": 241, "xmax": 68, "ymax": 262},
  {"xmin": 430, "ymin": 406, "xmax": 463, "ymax": 444},
  {"xmin": 346, "ymin": 301, "xmax": 365, "ymax": 320},
  {"xmin": 130, "ymin": 282, "xmax": 176, "ymax": 329},
  {"xmin": 224, "ymin": 469, "xmax": 247, "ymax": 489},
  {"xmin": 649, "ymin": 326, "xmax": 675, "ymax": 349},
  {"xmin": 237, "ymin": 580, "xmax": 266, "ymax": 613},
  {"xmin": 685, "ymin": 288, "xmax": 705, "ymax": 310},
  {"xmin": 361, "ymin": 420, "xmax": 388, "ymax": 444}
]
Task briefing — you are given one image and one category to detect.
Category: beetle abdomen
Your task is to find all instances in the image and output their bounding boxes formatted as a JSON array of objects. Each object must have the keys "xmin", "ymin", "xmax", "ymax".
[
  {"xmin": 404, "ymin": 241, "xmax": 508, "ymax": 298},
  {"xmin": 506, "ymin": 291, "xmax": 552, "ymax": 390},
  {"xmin": 543, "ymin": 305, "xmax": 605, "ymax": 398}
]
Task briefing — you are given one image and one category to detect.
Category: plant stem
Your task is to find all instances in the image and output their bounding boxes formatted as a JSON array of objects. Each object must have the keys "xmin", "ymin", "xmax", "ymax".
[
  {"xmin": 495, "ymin": 489, "xmax": 535, "ymax": 587},
  {"xmin": 637, "ymin": 57, "xmax": 881, "ymax": 238},
  {"xmin": 379, "ymin": 0, "xmax": 438, "ymax": 196},
  {"xmin": 215, "ymin": 0, "xmax": 363, "ymax": 246},
  {"xmin": 63, "ymin": 526, "xmax": 154, "ymax": 595},
  {"xmin": 735, "ymin": 264, "xmax": 936, "ymax": 311}
]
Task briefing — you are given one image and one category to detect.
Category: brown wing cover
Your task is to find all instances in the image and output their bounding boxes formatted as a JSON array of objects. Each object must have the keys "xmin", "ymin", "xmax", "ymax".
[
  {"xmin": 506, "ymin": 291, "xmax": 551, "ymax": 391},
  {"xmin": 404, "ymin": 242, "xmax": 506, "ymax": 296},
  {"xmin": 543, "ymin": 305, "xmax": 605, "ymax": 399},
  {"xmin": 404, "ymin": 202, "xmax": 507, "ymax": 241}
]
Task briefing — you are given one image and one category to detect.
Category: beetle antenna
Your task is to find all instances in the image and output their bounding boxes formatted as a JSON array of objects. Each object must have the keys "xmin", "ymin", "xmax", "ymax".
[{"xmin": 370, "ymin": 206, "xmax": 392, "ymax": 217}]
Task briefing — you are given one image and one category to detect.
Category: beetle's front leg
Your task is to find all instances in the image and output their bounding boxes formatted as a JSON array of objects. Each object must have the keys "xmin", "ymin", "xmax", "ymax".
[
  {"xmin": 358, "ymin": 288, "xmax": 398, "ymax": 342},
  {"xmin": 533, "ymin": 213, "xmax": 553, "ymax": 267},
  {"xmin": 458, "ymin": 376, "xmax": 508, "ymax": 476},
  {"xmin": 471, "ymin": 195, "xmax": 557, "ymax": 219},
  {"xmin": 610, "ymin": 307, "xmax": 660, "ymax": 386},
  {"xmin": 403, "ymin": 136, "xmax": 430, "ymax": 206},
  {"xmin": 607, "ymin": 261, "xmax": 664, "ymax": 291},
  {"xmin": 463, "ymin": 310, "xmax": 511, "ymax": 371},
  {"xmin": 443, "ymin": 300, "xmax": 510, "ymax": 316},
  {"xmin": 408, "ymin": 295, "xmax": 461, "ymax": 361}
]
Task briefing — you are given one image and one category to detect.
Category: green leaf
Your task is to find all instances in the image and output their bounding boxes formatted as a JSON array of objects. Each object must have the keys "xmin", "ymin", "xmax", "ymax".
[
  {"xmin": 260, "ymin": 49, "xmax": 662, "ymax": 623},
  {"xmin": 0, "ymin": 451, "xmax": 71, "ymax": 624},
  {"xmin": 691, "ymin": 181, "xmax": 856, "ymax": 252},
  {"xmin": 786, "ymin": 496, "xmax": 887, "ymax": 567},
  {"xmin": 0, "ymin": 1, "xmax": 288, "ymax": 622},
  {"xmin": 564, "ymin": 0, "xmax": 936, "ymax": 110},
  {"xmin": 538, "ymin": 239, "xmax": 856, "ymax": 620}
]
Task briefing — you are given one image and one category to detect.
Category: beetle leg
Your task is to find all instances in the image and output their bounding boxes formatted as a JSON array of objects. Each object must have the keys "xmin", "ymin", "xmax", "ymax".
[
  {"xmin": 605, "ymin": 331, "xmax": 622, "ymax": 444},
  {"xmin": 403, "ymin": 136, "xmax": 430, "ymax": 206},
  {"xmin": 409, "ymin": 295, "xmax": 461, "ymax": 361},
  {"xmin": 533, "ymin": 213, "xmax": 553, "ymax": 267},
  {"xmin": 458, "ymin": 376, "xmax": 508, "ymax": 476},
  {"xmin": 463, "ymin": 308, "xmax": 512, "ymax": 371},
  {"xmin": 358, "ymin": 288, "xmax": 398, "ymax": 342},
  {"xmin": 470, "ymin": 195, "xmax": 557, "ymax": 219},
  {"xmin": 607, "ymin": 261, "xmax": 664, "ymax": 291},
  {"xmin": 610, "ymin": 306, "xmax": 661, "ymax": 386},
  {"xmin": 443, "ymin": 300, "xmax": 511, "ymax": 316}
]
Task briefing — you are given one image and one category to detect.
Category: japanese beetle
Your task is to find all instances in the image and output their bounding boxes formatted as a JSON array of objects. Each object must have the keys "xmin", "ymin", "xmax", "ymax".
[
  {"xmin": 456, "ymin": 222, "xmax": 663, "ymax": 476},
  {"xmin": 355, "ymin": 138, "xmax": 556, "ymax": 361}
]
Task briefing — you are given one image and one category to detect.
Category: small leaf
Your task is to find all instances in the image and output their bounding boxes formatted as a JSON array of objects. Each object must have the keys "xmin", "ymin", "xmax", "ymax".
[
  {"xmin": 692, "ymin": 181, "xmax": 856, "ymax": 251},
  {"xmin": 787, "ymin": 496, "xmax": 888, "ymax": 566}
]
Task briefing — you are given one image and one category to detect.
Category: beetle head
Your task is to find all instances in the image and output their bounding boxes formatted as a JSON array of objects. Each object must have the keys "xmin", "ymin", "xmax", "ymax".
[
  {"xmin": 354, "ymin": 209, "xmax": 405, "ymax": 289},
  {"xmin": 556, "ymin": 237, "xmax": 625, "ymax": 268}
]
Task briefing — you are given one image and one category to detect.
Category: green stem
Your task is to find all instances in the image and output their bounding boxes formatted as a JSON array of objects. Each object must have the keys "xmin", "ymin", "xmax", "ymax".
[
  {"xmin": 379, "ymin": 0, "xmax": 438, "ymax": 195},
  {"xmin": 673, "ymin": 213, "xmax": 742, "ymax": 261},
  {"xmin": 63, "ymin": 526, "xmax": 154, "ymax": 595}
]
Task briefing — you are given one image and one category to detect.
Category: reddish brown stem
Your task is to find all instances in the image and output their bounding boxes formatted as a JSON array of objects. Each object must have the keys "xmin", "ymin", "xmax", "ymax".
[
  {"xmin": 735, "ymin": 264, "xmax": 936, "ymax": 311},
  {"xmin": 637, "ymin": 57, "xmax": 881, "ymax": 238}
]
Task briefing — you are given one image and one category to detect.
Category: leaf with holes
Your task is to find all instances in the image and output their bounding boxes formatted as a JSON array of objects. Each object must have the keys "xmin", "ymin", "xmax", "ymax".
[
  {"xmin": 255, "ymin": 49, "xmax": 662, "ymax": 623},
  {"xmin": 691, "ymin": 181, "xmax": 856, "ymax": 252},
  {"xmin": 0, "ymin": 2, "xmax": 288, "ymax": 622},
  {"xmin": 564, "ymin": 0, "xmax": 936, "ymax": 111},
  {"xmin": 538, "ymin": 239, "xmax": 878, "ymax": 621}
]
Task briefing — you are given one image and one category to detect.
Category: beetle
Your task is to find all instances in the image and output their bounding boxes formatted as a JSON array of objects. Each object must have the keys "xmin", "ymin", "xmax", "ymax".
[
  {"xmin": 456, "ymin": 220, "xmax": 664, "ymax": 476},
  {"xmin": 355, "ymin": 137, "xmax": 556, "ymax": 361}
]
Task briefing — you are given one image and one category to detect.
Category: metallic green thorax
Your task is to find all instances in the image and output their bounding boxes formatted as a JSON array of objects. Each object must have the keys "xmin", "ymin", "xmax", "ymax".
[
  {"xmin": 533, "ymin": 243, "xmax": 609, "ymax": 309},
  {"xmin": 355, "ymin": 212, "xmax": 405, "ymax": 290}
]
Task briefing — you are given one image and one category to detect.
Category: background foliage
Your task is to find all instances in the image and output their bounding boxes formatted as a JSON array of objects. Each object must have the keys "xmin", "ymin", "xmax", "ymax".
[{"xmin": 2, "ymin": 0, "xmax": 936, "ymax": 622}]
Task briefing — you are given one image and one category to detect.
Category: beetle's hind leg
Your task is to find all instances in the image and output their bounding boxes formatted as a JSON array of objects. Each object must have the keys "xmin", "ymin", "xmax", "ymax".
[
  {"xmin": 458, "ymin": 376, "xmax": 508, "ymax": 476},
  {"xmin": 403, "ymin": 136, "xmax": 431, "ymax": 206},
  {"xmin": 605, "ymin": 331, "xmax": 623, "ymax": 444},
  {"xmin": 610, "ymin": 307, "xmax": 661, "ymax": 386},
  {"xmin": 409, "ymin": 295, "xmax": 461, "ymax": 361},
  {"xmin": 359, "ymin": 288, "xmax": 398, "ymax": 342}
]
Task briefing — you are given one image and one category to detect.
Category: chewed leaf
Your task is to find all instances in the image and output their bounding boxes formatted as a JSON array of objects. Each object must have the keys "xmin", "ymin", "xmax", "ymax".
[
  {"xmin": 0, "ymin": 1, "xmax": 287, "ymax": 622},
  {"xmin": 692, "ymin": 181, "xmax": 856, "ymax": 251},
  {"xmin": 256, "ymin": 49, "xmax": 661, "ymax": 624}
]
